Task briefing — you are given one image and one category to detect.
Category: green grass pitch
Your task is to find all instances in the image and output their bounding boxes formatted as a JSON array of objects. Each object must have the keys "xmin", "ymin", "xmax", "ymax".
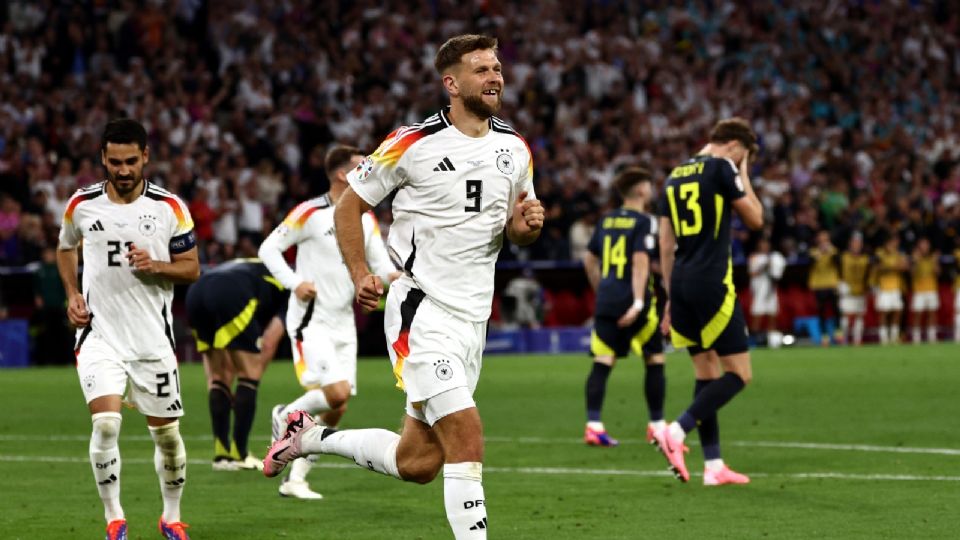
[{"xmin": 2, "ymin": 344, "xmax": 958, "ymax": 539}]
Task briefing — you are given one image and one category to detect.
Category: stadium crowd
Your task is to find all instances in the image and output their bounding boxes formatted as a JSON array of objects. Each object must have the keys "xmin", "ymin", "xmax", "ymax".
[{"xmin": 1, "ymin": 1, "xmax": 958, "ymax": 302}]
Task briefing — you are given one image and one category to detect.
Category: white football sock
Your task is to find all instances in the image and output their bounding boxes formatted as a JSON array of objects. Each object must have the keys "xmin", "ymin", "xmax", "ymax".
[
  {"xmin": 444, "ymin": 462, "xmax": 487, "ymax": 539},
  {"xmin": 912, "ymin": 327, "xmax": 921, "ymax": 344},
  {"xmin": 287, "ymin": 455, "xmax": 319, "ymax": 483},
  {"xmin": 840, "ymin": 317, "xmax": 850, "ymax": 341},
  {"xmin": 852, "ymin": 317, "xmax": 864, "ymax": 344},
  {"xmin": 879, "ymin": 326, "xmax": 889, "ymax": 344},
  {"xmin": 704, "ymin": 458, "xmax": 725, "ymax": 472},
  {"xmin": 90, "ymin": 412, "xmax": 124, "ymax": 522},
  {"xmin": 890, "ymin": 325, "xmax": 899, "ymax": 342},
  {"xmin": 300, "ymin": 428, "xmax": 401, "ymax": 479},
  {"xmin": 149, "ymin": 421, "xmax": 186, "ymax": 523},
  {"xmin": 668, "ymin": 421, "xmax": 687, "ymax": 443},
  {"xmin": 927, "ymin": 326, "xmax": 937, "ymax": 343},
  {"xmin": 282, "ymin": 389, "xmax": 331, "ymax": 417}
]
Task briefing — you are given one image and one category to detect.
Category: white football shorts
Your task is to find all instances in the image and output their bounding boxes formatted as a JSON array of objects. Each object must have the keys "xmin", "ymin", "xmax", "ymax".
[
  {"xmin": 385, "ymin": 277, "xmax": 485, "ymax": 425},
  {"xmin": 76, "ymin": 333, "xmax": 184, "ymax": 418},
  {"xmin": 750, "ymin": 292, "xmax": 778, "ymax": 316},
  {"xmin": 911, "ymin": 291, "xmax": 939, "ymax": 312},
  {"xmin": 840, "ymin": 294, "xmax": 866, "ymax": 315},
  {"xmin": 875, "ymin": 290, "xmax": 903, "ymax": 312},
  {"xmin": 290, "ymin": 321, "xmax": 357, "ymax": 394}
]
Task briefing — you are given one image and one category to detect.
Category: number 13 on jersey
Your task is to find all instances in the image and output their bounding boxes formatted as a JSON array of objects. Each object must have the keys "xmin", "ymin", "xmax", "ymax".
[{"xmin": 666, "ymin": 183, "xmax": 702, "ymax": 236}]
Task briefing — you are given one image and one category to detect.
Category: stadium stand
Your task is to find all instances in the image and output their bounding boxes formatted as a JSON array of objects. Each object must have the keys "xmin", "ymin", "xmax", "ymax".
[{"xmin": 1, "ymin": 1, "xmax": 958, "ymax": 360}]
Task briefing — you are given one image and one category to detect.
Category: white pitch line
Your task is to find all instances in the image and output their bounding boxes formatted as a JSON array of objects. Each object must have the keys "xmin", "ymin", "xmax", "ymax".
[
  {"xmin": 1, "ymin": 434, "xmax": 958, "ymax": 457},
  {"xmin": 1, "ymin": 454, "xmax": 958, "ymax": 482}
]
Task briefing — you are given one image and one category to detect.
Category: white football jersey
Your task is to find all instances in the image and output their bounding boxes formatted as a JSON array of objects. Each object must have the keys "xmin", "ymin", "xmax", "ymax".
[
  {"xmin": 58, "ymin": 181, "xmax": 196, "ymax": 361},
  {"xmin": 749, "ymin": 251, "xmax": 786, "ymax": 301},
  {"xmin": 259, "ymin": 194, "xmax": 395, "ymax": 334},
  {"xmin": 348, "ymin": 107, "xmax": 535, "ymax": 322}
]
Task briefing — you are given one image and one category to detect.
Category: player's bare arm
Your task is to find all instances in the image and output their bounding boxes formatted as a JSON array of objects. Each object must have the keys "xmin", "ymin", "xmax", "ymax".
[
  {"xmin": 618, "ymin": 251, "xmax": 649, "ymax": 328},
  {"xmin": 658, "ymin": 216, "xmax": 676, "ymax": 335},
  {"xmin": 56, "ymin": 246, "xmax": 91, "ymax": 327},
  {"xmin": 506, "ymin": 191, "xmax": 543, "ymax": 246},
  {"xmin": 294, "ymin": 281, "xmax": 317, "ymax": 301},
  {"xmin": 334, "ymin": 186, "xmax": 382, "ymax": 311},
  {"xmin": 126, "ymin": 243, "xmax": 200, "ymax": 283},
  {"xmin": 731, "ymin": 150, "xmax": 763, "ymax": 230},
  {"xmin": 583, "ymin": 251, "xmax": 601, "ymax": 290}
]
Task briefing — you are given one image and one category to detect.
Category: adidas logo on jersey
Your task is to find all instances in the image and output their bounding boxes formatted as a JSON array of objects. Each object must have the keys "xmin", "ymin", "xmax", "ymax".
[
  {"xmin": 88, "ymin": 220, "xmax": 105, "ymax": 232},
  {"xmin": 433, "ymin": 157, "xmax": 456, "ymax": 171},
  {"xmin": 469, "ymin": 517, "xmax": 488, "ymax": 531}
]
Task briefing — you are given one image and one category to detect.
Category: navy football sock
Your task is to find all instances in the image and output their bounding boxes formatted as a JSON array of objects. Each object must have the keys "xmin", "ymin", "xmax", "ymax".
[
  {"xmin": 644, "ymin": 363, "xmax": 665, "ymax": 421},
  {"xmin": 693, "ymin": 378, "xmax": 721, "ymax": 460},
  {"xmin": 233, "ymin": 378, "xmax": 260, "ymax": 458},
  {"xmin": 680, "ymin": 372, "xmax": 745, "ymax": 435},
  {"xmin": 209, "ymin": 381, "xmax": 232, "ymax": 454},
  {"xmin": 585, "ymin": 362, "xmax": 613, "ymax": 422}
]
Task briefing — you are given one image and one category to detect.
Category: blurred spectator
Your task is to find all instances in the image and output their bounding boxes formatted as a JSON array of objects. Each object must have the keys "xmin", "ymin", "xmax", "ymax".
[
  {"xmin": 32, "ymin": 245, "xmax": 71, "ymax": 364},
  {"xmin": 501, "ymin": 269, "xmax": 544, "ymax": 330}
]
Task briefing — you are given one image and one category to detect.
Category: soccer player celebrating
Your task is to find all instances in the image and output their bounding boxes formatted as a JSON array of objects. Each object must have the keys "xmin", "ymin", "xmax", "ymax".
[
  {"xmin": 874, "ymin": 234, "xmax": 908, "ymax": 344},
  {"xmin": 909, "ymin": 237, "xmax": 940, "ymax": 343},
  {"xmin": 185, "ymin": 258, "xmax": 288, "ymax": 471},
  {"xmin": 264, "ymin": 35, "xmax": 543, "ymax": 538},
  {"xmin": 57, "ymin": 119, "xmax": 199, "ymax": 540},
  {"xmin": 258, "ymin": 144, "xmax": 399, "ymax": 499},
  {"xmin": 655, "ymin": 118, "xmax": 763, "ymax": 485},
  {"xmin": 839, "ymin": 232, "xmax": 870, "ymax": 346},
  {"xmin": 582, "ymin": 166, "xmax": 667, "ymax": 447}
]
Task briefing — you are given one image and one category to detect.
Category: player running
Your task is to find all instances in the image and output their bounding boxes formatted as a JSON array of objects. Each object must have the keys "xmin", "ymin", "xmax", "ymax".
[
  {"xmin": 57, "ymin": 119, "xmax": 198, "ymax": 540},
  {"xmin": 655, "ymin": 117, "xmax": 763, "ymax": 485},
  {"xmin": 258, "ymin": 144, "xmax": 399, "ymax": 499},
  {"xmin": 185, "ymin": 258, "xmax": 288, "ymax": 471},
  {"xmin": 581, "ymin": 166, "xmax": 667, "ymax": 447},
  {"xmin": 264, "ymin": 35, "xmax": 543, "ymax": 538}
]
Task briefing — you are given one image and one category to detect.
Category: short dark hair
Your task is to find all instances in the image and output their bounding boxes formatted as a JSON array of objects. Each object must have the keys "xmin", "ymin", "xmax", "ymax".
[
  {"xmin": 613, "ymin": 166, "xmax": 652, "ymax": 198},
  {"xmin": 101, "ymin": 118, "xmax": 147, "ymax": 152},
  {"xmin": 709, "ymin": 117, "xmax": 758, "ymax": 154},
  {"xmin": 324, "ymin": 144, "xmax": 363, "ymax": 177},
  {"xmin": 434, "ymin": 34, "xmax": 498, "ymax": 74}
]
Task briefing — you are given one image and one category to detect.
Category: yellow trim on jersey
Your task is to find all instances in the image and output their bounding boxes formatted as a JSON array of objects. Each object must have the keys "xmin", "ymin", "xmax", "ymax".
[
  {"xmin": 192, "ymin": 330, "xmax": 210, "ymax": 353},
  {"xmin": 590, "ymin": 330, "xmax": 616, "ymax": 357},
  {"xmin": 212, "ymin": 298, "xmax": 259, "ymax": 349},
  {"xmin": 630, "ymin": 302, "xmax": 659, "ymax": 356},
  {"xmin": 263, "ymin": 276, "xmax": 284, "ymax": 290},
  {"xmin": 393, "ymin": 356, "xmax": 406, "ymax": 390},
  {"xmin": 714, "ymin": 194, "xmax": 723, "ymax": 239},
  {"xmin": 701, "ymin": 259, "xmax": 737, "ymax": 348}
]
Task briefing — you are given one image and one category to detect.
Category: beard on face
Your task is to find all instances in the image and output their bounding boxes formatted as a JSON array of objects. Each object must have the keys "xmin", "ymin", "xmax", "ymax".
[
  {"xmin": 108, "ymin": 169, "xmax": 142, "ymax": 195},
  {"xmin": 462, "ymin": 90, "xmax": 501, "ymax": 120}
]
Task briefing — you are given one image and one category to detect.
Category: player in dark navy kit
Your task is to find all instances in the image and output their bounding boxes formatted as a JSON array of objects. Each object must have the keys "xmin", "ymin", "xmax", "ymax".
[
  {"xmin": 654, "ymin": 118, "xmax": 763, "ymax": 485},
  {"xmin": 185, "ymin": 258, "xmax": 288, "ymax": 471},
  {"xmin": 582, "ymin": 166, "xmax": 667, "ymax": 447}
]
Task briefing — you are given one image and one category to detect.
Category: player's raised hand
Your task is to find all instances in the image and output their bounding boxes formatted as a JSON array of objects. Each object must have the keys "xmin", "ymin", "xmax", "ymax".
[
  {"xmin": 67, "ymin": 292, "xmax": 91, "ymax": 327},
  {"xmin": 513, "ymin": 191, "xmax": 544, "ymax": 233},
  {"xmin": 126, "ymin": 243, "xmax": 158, "ymax": 273},
  {"xmin": 294, "ymin": 281, "xmax": 317, "ymax": 301},
  {"xmin": 354, "ymin": 273, "xmax": 384, "ymax": 312}
]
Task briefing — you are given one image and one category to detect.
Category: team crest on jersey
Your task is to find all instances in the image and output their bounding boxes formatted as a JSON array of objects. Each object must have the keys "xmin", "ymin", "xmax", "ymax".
[
  {"xmin": 434, "ymin": 359, "xmax": 453, "ymax": 381},
  {"xmin": 138, "ymin": 214, "xmax": 159, "ymax": 237},
  {"xmin": 353, "ymin": 157, "xmax": 374, "ymax": 183},
  {"xmin": 83, "ymin": 375, "xmax": 96, "ymax": 392},
  {"xmin": 495, "ymin": 150, "xmax": 515, "ymax": 175}
]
